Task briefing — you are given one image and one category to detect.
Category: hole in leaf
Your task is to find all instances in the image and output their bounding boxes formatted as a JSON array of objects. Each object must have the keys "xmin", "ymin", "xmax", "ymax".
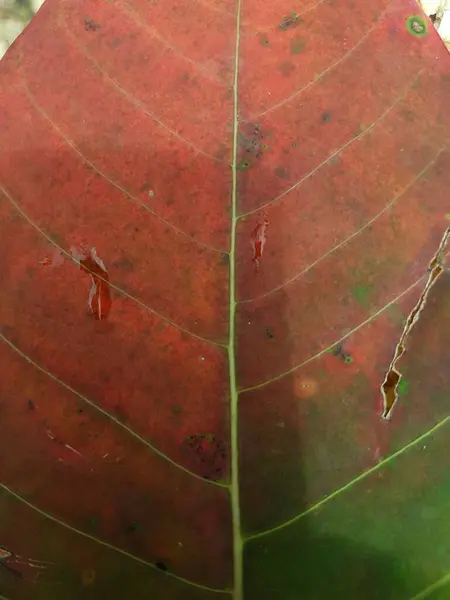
[{"xmin": 381, "ymin": 228, "xmax": 448, "ymax": 419}]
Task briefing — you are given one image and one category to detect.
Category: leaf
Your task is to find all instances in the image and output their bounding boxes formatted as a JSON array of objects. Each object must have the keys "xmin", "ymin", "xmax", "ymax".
[{"xmin": 0, "ymin": 0, "xmax": 449, "ymax": 599}]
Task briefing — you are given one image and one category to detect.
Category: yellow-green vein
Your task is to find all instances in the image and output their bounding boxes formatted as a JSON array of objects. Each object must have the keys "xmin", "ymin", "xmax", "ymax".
[
  {"xmin": 410, "ymin": 572, "xmax": 450, "ymax": 600},
  {"xmin": 246, "ymin": 411, "xmax": 450, "ymax": 542},
  {"xmin": 229, "ymin": 0, "xmax": 243, "ymax": 597}
]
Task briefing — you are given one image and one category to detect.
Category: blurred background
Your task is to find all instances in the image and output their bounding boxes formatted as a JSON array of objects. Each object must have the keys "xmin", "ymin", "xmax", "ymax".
[
  {"xmin": 0, "ymin": 0, "xmax": 43, "ymax": 58},
  {"xmin": 0, "ymin": 0, "xmax": 449, "ymax": 60}
]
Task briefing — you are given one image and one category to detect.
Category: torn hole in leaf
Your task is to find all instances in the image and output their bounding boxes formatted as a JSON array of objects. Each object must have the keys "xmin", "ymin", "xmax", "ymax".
[
  {"xmin": 381, "ymin": 227, "xmax": 449, "ymax": 420},
  {"xmin": 71, "ymin": 245, "xmax": 112, "ymax": 321}
]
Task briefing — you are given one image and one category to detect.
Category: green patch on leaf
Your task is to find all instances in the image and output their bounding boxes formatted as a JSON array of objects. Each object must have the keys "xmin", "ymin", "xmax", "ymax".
[
  {"xmin": 258, "ymin": 33, "xmax": 270, "ymax": 47},
  {"xmin": 86, "ymin": 514, "xmax": 99, "ymax": 531},
  {"xmin": 386, "ymin": 304, "xmax": 406, "ymax": 327},
  {"xmin": 406, "ymin": 15, "xmax": 428, "ymax": 37},
  {"xmin": 290, "ymin": 35, "xmax": 306, "ymax": 54},
  {"xmin": 398, "ymin": 378, "xmax": 409, "ymax": 395},
  {"xmin": 351, "ymin": 283, "xmax": 375, "ymax": 307}
]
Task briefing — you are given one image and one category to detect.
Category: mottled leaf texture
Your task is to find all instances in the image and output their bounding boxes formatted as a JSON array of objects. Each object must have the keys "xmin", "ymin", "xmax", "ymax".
[{"xmin": 0, "ymin": 0, "xmax": 449, "ymax": 598}]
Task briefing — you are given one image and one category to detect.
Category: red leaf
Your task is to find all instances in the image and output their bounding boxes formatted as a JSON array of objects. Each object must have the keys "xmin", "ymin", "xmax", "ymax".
[{"xmin": 0, "ymin": 0, "xmax": 449, "ymax": 599}]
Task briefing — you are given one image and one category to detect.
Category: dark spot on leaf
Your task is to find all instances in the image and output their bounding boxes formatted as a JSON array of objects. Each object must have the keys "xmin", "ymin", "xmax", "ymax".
[
  {"xmin": 27, "ymin": 399, "xmax": 35, "ymax": 411},
  {"xmin": 183, "ymin": 434, "xmax": 227, "ymax": 480},
  {"xmin": 278, "ymin": 61, "xmax": 295, "ymax": 77},
  {"xmin": 77, "ymin": 408, "xmax": 84, "ymax": 414},
  {"xmin": 172, "ymin": 404, "xmax": 182, "ymax": 415},
  {"xmin": 114, "ymin": 404, "xmax": 129, "ymax": 423},
  {"xmin": 239, "ymin": 123, "xmax": 268, "ymax": 160},
  {"xmin": 332, "ymin": 343, "xmax": 343, "ymax": 356},
  {"xmin": 275, "ymin": 166, "xmax": 289, "ymax": 179},
  {"xmin": 322, "ymin": 111, "xmax": 332, "ymax": 123},
  {"xmin": 265, "ymin": 327, "xmax": 274, "ymax": 339},
  {"xmin": 332, "ymin": 343, "xmax": 353, "ymax": 363},
  {"xmin": 279, "ymin": 12, "xmax": 301, "ymax": 31},
  {"xmin": 290, "ymin": 35, "xmax": 306, "ymax": 54},
  {"xmin": 291, "ymin": 141, "xmax": 297, "ymax": 147},
  {"xmin": 84, "ymin": 18, "xmax": 101, "ymax": 31},
  {"xmin": 155, "ymin": 561, "xmax": 168, "ymax": 572},
  {"xmin": 126, "ymin": 523, "xmax": 139, "ymax": 533},
  {"xmin": 401, "ymin": 109, "xmax": 415, "ymax": 122},
  {"xmin": 258, "ymin": 33, "xmax": 270, "ymax": 47},
  {"xmin": 112, "ymin": 256, "xmax": 134, "ymax": 272},
  {"xmin": 165, "ymin": 197, "xmax": 174, "ymax": 206},
  {"xmin": 238, "ymin": 159, "xmax": 251, "ymax": 171}
]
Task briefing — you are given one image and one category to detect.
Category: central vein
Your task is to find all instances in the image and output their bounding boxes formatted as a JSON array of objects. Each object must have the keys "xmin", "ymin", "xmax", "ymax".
[{"xmin": 229, "ymin": 0, "xmax": 243, "ymax": 597}]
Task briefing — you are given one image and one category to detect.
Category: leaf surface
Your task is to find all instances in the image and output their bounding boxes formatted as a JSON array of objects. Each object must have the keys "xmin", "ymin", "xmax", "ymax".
[{"xmin": 0, "ymin": 0, "xmax": 449, "ymax": 599}]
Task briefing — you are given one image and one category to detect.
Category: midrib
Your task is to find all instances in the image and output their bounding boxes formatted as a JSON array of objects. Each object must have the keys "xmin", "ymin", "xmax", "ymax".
[{"xmin": 229, "ymin": 0, "xmax": 243, "ymax": 597}]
